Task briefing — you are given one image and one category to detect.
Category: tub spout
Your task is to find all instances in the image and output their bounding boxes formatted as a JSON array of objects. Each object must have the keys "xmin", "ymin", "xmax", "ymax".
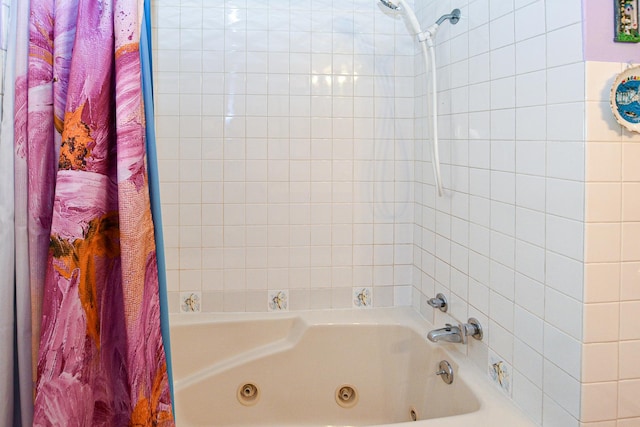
[
  {"xmin": 427, "ymin": 324, "xmax": 463, "ymax": 343},
  {"xmin": 427, "ymin": 318, "xmax": 483, "ymax": 344}
]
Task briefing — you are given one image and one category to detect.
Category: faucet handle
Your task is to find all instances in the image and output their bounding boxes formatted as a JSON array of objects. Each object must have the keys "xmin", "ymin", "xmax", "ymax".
[
  {"xmin": 427, "ymin": 293, "xmax": 448, "ymax": 312},
  {"xmin": 462, "ymin": 318, "xmax": 483, "ymax": 342}
]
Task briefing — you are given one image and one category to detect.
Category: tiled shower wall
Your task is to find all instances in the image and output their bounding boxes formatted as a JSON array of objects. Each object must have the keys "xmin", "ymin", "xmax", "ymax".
[
  {"xmin": 152, "ymin": 0, "xmax": 417, "ymax": 312},
  {"xmin": 411, "ymin": 2, "xmax": 586, "ymax": 424},
  {"xmin": 153, "ymin": 0, "xmax": 640, "ymax": 425},
  {"xmin": 581, "ymin": 61, "xmax": 640, "ymax": 426},
  {"xmin": 410, "ymin": 0, "xmax": 640, "ymax": 426}
]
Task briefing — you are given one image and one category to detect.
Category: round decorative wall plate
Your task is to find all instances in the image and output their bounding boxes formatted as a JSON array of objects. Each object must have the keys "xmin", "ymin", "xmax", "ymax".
[{"xmin": 611, "ymin": 65, "xmax": 640, "ymax": 133}]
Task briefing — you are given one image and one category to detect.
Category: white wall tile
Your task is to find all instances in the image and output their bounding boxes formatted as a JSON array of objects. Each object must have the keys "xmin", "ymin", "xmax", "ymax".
[
  {"xmin": 516, "ymin": 71, "xmax": 546, "ymax": 108},
  {"xmin": 585, "ymin": 183, "xmax": 621, "ymax": 223},
  {"xmin": 586, "ymin": 143, "xmax": 621, "ymax": 182},
  {"xmin": 489, "ymin": 320, "xmax": 515, "ymax": 362},
  {"xmin": 585, "ymin": 223, "xmax": 621, "ymax": 264},
  {"xmin": 546, "ymin": 178, "xmax": 584, "ymax": 221},
  {"xmin": 546, "ymin": 215, "xmax": 584, "ymax": 261},
  {"xmin": 581, "ymin": 382, "xmax": 618, "ymax": 422},
  {"xmin": 547, "ymin": 104, "xmax": 585, "ymax": 142},
  {"xmin": 547, "ymin": 62, "xmax": 585, "ymax": 104},
  {"xmin": 618, "ymin": 418, "xmax": 640, "ymax": 427},
  {"xmin": 514, "ymin": 306, "xmax": 544, "ymax": 354},
  {"xmin": 544, "ymin": 359, "xmax": 582, "ymax": 419},
  {"xmin": 515, "ymin": 174, "xmax": 546, "ymax": 211},
  {"xmin": 542, "ymin": 395, "xmax": 580, "ymax": 427},
  {"xmin": 515, "ymin": 35, "xmax": 546, "ymax": 74},
  {"xmin": 516, "ymin": 106, "xmax": 546, "ymax": 141},
  {"xmin": 546, "ymin": 251, "xmax": 583, "ymax": 301},
  {"xmin": 515, "ymin": 207, "xmax": 545, "ymax": 247},
  {"xmin": 618, "ymin": 380, "xmax": 640, "ymax": 418},
  {"xmin": 620, "ymin": 302, "xmax": 640, "ymax": 340},
  {"xmin": 512, "ymin": 371, "xmax": 543, "ymax": 425},
  {"xmin": 586, "ymin": 102, "xmax": 621, "ymax": 142},
  {"xmin": 623, "ymin": 143, "xmax": 640, "ymax": 182},
  {"xmin": 619, "ymin": 340, "xmax": 640, "ymax": 380},
  {"xmin": 515, "ymin": 240, "xmax": 545, "ymax": 283},
  {"xmin": 490, "ymin": 291, "xmax": 515, "ymax": 331},
  {"xmin": 515, "ymin": 273, "xmax": 544, "ymax": 318},
  {"xmin": 544, "ymin": 323, "xmax": 582, "ymax": 380},
  {"xmin": 514, "ymin": 0, "xmax": 545, "ymax": 41},
  {"xmin": 620, "ymin": 262, "xmax": 640, "ymax": 301},
  {"xmin": 545, "ymin": 287, "xmax": 582, "ymax": 340},
  {"xmin": 546, "ymin": 0, "xmax": 582, "ymax": 30},
  {"xmin": 582, "ymin": 342, "xmax": 618, "ymax": 383},
  {"xmin": 151, "ymin": 3, "xmax": 639, "ymax": 425},
  {"xmin": 622, "ymin": 223, "xmax": 640, "ymax": 262},
  {"xmin": 546, "ymin": 23, "xmax": 583, "ymax": 67}
]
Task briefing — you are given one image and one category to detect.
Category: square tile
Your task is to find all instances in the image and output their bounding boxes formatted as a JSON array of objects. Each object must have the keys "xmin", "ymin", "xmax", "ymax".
[
  {"xmin": 622, "ymin": 223, "xmax": 640, "ymax": 262},
  {"xmin": 585, "ymin": 183, "xmax": 621, "ymax": 223},
  {"xmin": 621, "ymin": 262, "xmax": 640, "ymax": 301},
  {"xmin": 353, "ymin": 287, "xmax": 373, "ymax": 308},
  {"xmin": 620, "ymin": 340, "xmax": 640, "ymax": 380},
  {"xmin": 583, "ymin": 303, "xmax": 620, "ymax": 343},
  {"xmin": 623, "ymin": 143, "xmax": 640, "ymax": 182},
  {"xmin": 268, "ymin": 290, "xmax": 289, "ymax": 311},
  {"xmin": 586, "ymin": 143, "xmax": 621, "ymax": 183},
  {"xmin": 584, "ymin": 263, "xmax": 621, "ymax": 303},
  {"xmin": 585, "ymin": 223, "xmax": 621, "ymax": 263},
  {"xmin": 180, "ymin": 291, "xmax": 202, "ymax": 313},
  {"xmin": 619, "ymin": 379, "xmax": 640, "ymax": 418},
  {"xmin": 623, "ymin": 183, "xmax": 640, "ymax": 222},
  {"xmin": 620, "ymin": 301, "xmax": 640, "ymax": 340},
  {"xmin": 580, "ymin": 382, "xmax": 618, "ymax": 422},
  {"xmin": 582, "ymin": 342, "xmax": 619, "ymax": 383}
]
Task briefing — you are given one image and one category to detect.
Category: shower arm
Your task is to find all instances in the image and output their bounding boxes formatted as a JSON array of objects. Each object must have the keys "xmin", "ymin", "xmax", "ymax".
[{"xmin": 423, "ymin": 9, "xmax": 462, "ymax": 44}]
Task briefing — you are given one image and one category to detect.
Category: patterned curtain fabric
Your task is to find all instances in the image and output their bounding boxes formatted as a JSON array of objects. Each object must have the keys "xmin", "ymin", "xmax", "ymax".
[{"xmin": 12, "ymin": 0, "xmax": 174, "ymax": 425}]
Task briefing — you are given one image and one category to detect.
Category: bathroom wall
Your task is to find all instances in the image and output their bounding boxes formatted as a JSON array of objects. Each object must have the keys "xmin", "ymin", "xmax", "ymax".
[
  {"xmin": 411, "ymin": 0, "xmax": 640, "ymax": 426},
  {"xmin": 581, "ymin": 60, "xmax": 640, "ymax": 427},
  {"xmin": 153, "ymin": 0, "xmax": 640, "ymax": 424},
  {"xmin": 411, "ymin": 0, "xmax": 585, "ymax": 425},
  {"xmin": 580, "ymin": 4, "xmax": 640, "ymax": 426},
  {"xmin": 152, "ymin": 0, "xmax": 417, "ymax": 313}
]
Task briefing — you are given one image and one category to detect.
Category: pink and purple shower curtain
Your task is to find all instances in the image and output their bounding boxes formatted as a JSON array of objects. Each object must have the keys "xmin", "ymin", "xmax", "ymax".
[{"xmin": 9, "ymin": 0, "xmax": 174, "ymax": 425}]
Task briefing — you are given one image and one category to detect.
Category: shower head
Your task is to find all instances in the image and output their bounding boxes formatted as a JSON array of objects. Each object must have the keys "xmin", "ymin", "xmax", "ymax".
[
  {"xmin": 377, "ymin": 0, "xmax": 423, "ymax": 39},
  {"xmin": 379, "ymin": 0, "xmax": 399, "ymax": 10}
]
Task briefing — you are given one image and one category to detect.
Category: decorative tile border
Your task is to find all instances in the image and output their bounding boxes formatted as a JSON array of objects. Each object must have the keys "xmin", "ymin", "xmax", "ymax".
[
  {"xmin": 268, "ymin": 290, "xmax": 289, "ymax": 311},
  {"xmin": 180, "ymin": 291, "xmax": 201, "ymax": 313},
  {"xmin": 353, "ymin": 287, "xmax": 373, "ymax": 308},
  {"xmin": 488, "ymin": 350, "xmax": 511, "ymax": 396}
]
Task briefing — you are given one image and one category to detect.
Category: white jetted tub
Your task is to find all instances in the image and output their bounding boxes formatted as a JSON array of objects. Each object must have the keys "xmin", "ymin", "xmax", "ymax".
[{"xmin": 170, "ymin": 307, "xmax": 536, "ymax": 427}]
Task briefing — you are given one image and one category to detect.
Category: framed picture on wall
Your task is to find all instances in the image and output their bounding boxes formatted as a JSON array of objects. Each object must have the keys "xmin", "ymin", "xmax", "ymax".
[{"xmin": 615, "ymin": 0, "xmax": 640, "ymax": 42}]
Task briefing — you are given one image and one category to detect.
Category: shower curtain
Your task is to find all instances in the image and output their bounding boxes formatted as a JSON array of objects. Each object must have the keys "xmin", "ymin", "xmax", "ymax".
[{"xmin": 1, "ymin": 0, "xmax": 174, "ymax": 425}]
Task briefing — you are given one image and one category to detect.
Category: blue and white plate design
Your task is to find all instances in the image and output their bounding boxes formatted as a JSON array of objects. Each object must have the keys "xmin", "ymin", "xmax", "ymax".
[{"xmin": 611, "ymin": 66, "xmax": 640, "ymax": 132}]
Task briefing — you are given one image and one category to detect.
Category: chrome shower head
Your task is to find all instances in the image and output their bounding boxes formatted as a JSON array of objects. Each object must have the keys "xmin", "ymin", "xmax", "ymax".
[
  {"xmin": 378, "ymin": 0, "xmax": 424, "ymax": 38},
  {"xmin": 379, "ymin": 0, "xmax": 399, "ymax": 10}
]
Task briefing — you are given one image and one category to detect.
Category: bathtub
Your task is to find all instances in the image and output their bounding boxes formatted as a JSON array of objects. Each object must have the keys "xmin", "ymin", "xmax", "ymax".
[{"xmin": 169, "ymin": 307, "xmax": 536, "ymax": 427}]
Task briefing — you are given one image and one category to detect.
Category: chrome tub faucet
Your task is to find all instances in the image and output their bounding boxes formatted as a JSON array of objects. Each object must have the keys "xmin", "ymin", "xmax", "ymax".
[{"xmin": 427, "ymin": 318, "xmax": 483, "ymax": 344}]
